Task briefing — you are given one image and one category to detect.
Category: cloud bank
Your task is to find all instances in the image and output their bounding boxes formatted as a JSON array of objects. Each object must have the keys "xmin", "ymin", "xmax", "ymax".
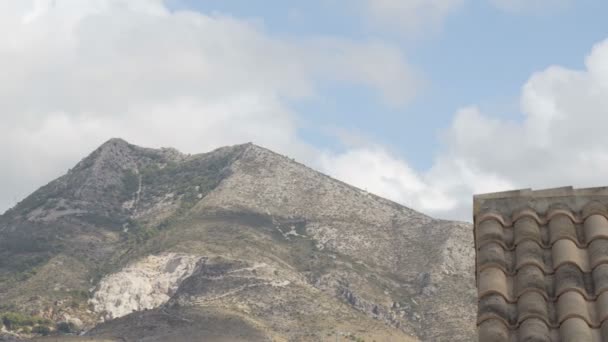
[
  {"xmin": 323, "ymin": 39, "xmax": 608, "ymax": 220},
  {"xmin": 0, "ymin": 0, "xmax": 418, "ymax": 212},
  {"xmin": 2, "ymin": 0, "xmax": 607, "ymax": 223}
]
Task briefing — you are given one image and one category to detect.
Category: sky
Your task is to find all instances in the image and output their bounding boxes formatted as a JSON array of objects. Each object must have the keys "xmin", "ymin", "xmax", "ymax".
[{"xmin": 1, "ymin": 0, "xmax": 608, "ymax": 221}]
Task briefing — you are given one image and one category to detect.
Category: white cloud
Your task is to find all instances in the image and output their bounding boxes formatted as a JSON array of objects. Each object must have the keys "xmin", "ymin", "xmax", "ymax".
[
  {"xmin": 322, "ymin": 38, "xmax": 608, "ymax": 221},
  {"xmin": 0, "ymin": 0, "xmax": 419, "ymax": 213},
  {"xmin": 360, "ymin": 0, "xmax": 465, "ymax": 35},
  {"xmin": 490, "ymin": 0, "xmax": 571, "ymax": 13},
  {"xmin": 4, "ymin": 0, "xmax": 606, "ymax": 224},
  {"xmin": 320, "ymin": 147, "xmax": 456, "ymax": 212}
]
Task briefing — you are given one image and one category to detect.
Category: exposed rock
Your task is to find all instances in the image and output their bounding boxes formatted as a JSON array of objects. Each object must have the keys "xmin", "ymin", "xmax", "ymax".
[{"xmin": 90, "ymin": 253, "xmax": 201, "ymax": 320}]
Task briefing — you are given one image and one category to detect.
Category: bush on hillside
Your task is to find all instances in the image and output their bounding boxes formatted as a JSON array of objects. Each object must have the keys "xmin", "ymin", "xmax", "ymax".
[
  {"xmin": 1, "ymin": 312, "xmax": 52, "ymax": 331},
  {"xmin": 32, "ymin": 325, "xmax": 51, "ymax": 335},
  {"xmin": 57, "ymin": 321, "xmax": 78, "ymax": 333}
]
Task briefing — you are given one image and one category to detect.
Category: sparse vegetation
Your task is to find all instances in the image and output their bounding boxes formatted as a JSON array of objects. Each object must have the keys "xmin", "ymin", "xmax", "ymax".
[
  {"xmin": 0, "ymin": 141, "xmax": 455, "ymax": 341},
  {"xmin": 79, "ymin": 213, "xmax": 125, "ymax": 229},
  {"xmin": 32, "ymin": 324, "xmax": 51, "ymax": 335},
  {"xmin": 122, "ymin": 169, "xmax": 140, "ymax": 200},
  {"xmin": 1, "ymin": 312, "xmax": 53, "ymax": 333},
  {"xmin": 126, "ymin": 220, "xmax": 160, "ymax": 244},
  {"xmin": 345, "ymin": 334, "xmax": 365, "ymax": 342},
  {"xmin": 139, "ymin": 151, "xmax": 237, "ymax": 212},
  {"xmin": 57, "ymin": 321, "xmax": 78, "ymax": 333}
]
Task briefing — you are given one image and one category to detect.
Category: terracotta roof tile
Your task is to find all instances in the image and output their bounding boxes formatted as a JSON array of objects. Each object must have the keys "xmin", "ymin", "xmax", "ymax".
[{"xmin": 474, "ymin": 187, "xmax": 608, "ymax": 341}]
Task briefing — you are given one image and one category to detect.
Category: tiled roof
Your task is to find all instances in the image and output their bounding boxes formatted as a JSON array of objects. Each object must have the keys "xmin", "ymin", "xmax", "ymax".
[{"xmin": 473, "ymin": 186, "xmax": 608, "ymax": 341}]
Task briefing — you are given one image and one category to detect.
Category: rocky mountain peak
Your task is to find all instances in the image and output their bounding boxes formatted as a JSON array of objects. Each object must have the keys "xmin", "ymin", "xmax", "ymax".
[
  {"xmin": 72, "ymin": 138, "xmax": 185, "ymax": 175},
  {"xmin": 202, "ymin": 140, "xmax": 430, "ymax": 225},
  {"xmin": 99, "ymin": 137, "xmax": 131, "ymax": 151},
  {"xmin": 0, "ymin": 140, "xmax": 476, "ymax": 341}
]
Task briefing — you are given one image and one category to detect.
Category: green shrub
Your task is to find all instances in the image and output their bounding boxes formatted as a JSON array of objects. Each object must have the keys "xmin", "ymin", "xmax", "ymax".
[
  {"xmin": 57, "ymin": 321, "xmax": 77, "ymax": 333},
  {"xmin": 32, "ymin": 325, "xmax": 51, "ymax": 335},
  {"xmin": 2, "ymin": 312, "xmax": 34, "ymax": 329},
  {"xmin": 1, "ymin": 312, "xmax": 52, "ymax": 331},
  {"xmin": 35, "ymin": 317, "xmax": 53, "ymax": 325}
]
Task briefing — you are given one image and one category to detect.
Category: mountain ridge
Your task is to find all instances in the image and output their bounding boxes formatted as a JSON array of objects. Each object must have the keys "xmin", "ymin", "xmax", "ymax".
[
  {"xmin": 0, "ymin": 138, "xmax": 475, "ymax": 341},
  {"xmin": 5, "ymin": 138, "xmax": 440, "ymax": 222}
]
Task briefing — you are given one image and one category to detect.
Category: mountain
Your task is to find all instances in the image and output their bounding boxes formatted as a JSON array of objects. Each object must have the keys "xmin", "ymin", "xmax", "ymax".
[{"xmin": 0, "ymin": 138, "xmax": 476, "ymax": 341}]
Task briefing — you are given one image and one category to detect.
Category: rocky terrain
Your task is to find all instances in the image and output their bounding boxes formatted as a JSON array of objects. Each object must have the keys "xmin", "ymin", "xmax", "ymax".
[{"xmin": 0, "ymin": 138, "xmax": 476, "ymax": 341}]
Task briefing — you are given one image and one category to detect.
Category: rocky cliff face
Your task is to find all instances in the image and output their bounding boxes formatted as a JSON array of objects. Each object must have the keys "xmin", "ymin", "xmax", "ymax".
[{"xmin": 0, "ymin": 139, "xmax": 476, "ymax": 341}]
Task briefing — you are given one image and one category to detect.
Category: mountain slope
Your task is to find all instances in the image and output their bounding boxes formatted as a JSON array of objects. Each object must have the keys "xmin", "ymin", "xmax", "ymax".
[{"xmin": 0, "ymin": 139, "xmax": 475, "ymax": 341}]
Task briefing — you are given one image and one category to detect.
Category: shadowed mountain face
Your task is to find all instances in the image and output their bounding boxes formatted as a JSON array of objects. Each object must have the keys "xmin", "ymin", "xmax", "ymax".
[{"xmin": 0, "ymin": 139, "xmax": 476, "ymax": 341}]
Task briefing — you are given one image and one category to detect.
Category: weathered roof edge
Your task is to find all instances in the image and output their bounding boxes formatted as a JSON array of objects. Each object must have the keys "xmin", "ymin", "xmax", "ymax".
[
  {"xmin": 473, "ymin": 186, "xmax": 608, "ymax": 219},
  {"xmin": 474, "ymin": 186, "xmax": 608, "ymax": 200}
]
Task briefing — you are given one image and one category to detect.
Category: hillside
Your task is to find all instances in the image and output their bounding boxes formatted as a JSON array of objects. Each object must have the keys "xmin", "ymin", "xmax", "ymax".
[{"xmin": 0, "ymin": 138, "xmax": 476, "ymax": 341}]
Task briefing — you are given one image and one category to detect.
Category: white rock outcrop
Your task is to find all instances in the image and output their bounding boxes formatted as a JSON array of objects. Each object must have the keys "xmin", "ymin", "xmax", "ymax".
[{"xmin": 90, "ymin": 253, "xmax": 200, "ymax": 321}]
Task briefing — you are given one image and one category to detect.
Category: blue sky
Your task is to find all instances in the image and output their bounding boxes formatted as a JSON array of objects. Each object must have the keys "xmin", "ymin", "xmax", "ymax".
[
  {"xmin": 2, "ymin": 0, "xmax": 608, "ymax": 220},
  {"xmin": 170, "ymin": 0, "xmax": 608, "ymax": 169}
]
